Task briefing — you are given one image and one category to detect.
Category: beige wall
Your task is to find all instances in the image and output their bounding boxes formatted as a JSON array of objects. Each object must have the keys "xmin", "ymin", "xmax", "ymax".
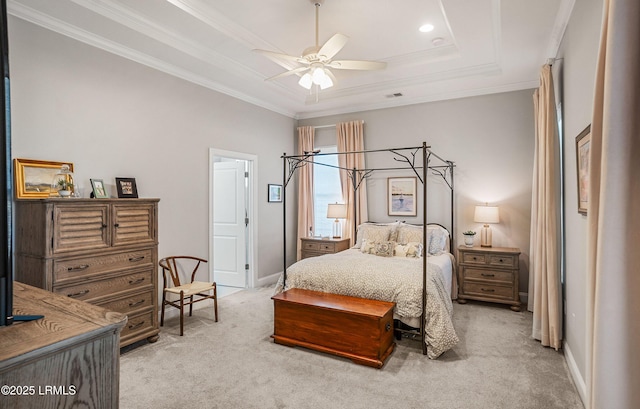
[
  {"xmin": 299, "ymin": 90, "xmax": 536, "ymax": 296},
  {"xmin": 8, "ymin": 17, "xmax": 297, "ymax": 283},
  {"xmin": 556, "ymin": 0, "xmax": 603, "ymax": 401}
]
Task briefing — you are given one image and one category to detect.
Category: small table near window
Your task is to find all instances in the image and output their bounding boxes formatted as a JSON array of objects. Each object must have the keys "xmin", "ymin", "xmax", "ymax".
[{"xmin": 301, "ymin": 237, "xmax": 350, "ymax": 259}]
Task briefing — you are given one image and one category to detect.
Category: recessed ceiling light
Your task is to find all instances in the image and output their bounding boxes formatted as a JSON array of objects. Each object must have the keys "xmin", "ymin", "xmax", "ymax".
[
  {"xmin": 419, "ymin": 24, "xmax": 434, "ymax": 33},
  {"xmin": 432, "ymin": 37, "xmax": 445, "ymax": 46}
]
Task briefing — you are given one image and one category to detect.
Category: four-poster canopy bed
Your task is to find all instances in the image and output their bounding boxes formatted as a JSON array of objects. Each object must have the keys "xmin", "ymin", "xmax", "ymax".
[{"xmin": 273, "ymin": 142, "xmax": 458, "ymax": 363}]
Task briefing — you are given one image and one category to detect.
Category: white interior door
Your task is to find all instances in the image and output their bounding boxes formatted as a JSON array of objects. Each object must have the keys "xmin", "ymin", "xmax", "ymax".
[{"xmin": 213, "ymin": 161, "xmax": 246, "ymax": 288}]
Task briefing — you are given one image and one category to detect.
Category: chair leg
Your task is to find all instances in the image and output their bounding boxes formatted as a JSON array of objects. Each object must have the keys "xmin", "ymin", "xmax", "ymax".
[
  {"xmin": 179, "ymin": 290, "xmax": 184, "ymax": 336},
  {"xmin": 160, "ymin": 290, "xmax": 166, "ymax": 327},
  {"xmin": 189, "ymin": 295, "xmax": 194, "ymax": 317},
  {"xmin": 213, "ymin": 283, "xmax": 218, "ymax": 322}
]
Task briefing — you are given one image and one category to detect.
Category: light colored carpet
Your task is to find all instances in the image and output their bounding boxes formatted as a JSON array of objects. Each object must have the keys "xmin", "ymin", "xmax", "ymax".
[{"xmin": 119, "ymin": 286, "xmax": 584, "ymax": 409}]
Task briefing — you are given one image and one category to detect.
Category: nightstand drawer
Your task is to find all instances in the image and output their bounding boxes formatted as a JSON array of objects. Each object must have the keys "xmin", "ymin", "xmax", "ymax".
[
  {"xmin": 461, "ymin": 252, "xmax": 487, "ymax": 265},
  {"xmin": 463, "ymin": 267, "xmax": 514, "ymax": 284},
  {"xmin": 318, "ymin": 242, "xmax": 335, "ymax": 252},
  {"xmin": 488, "ymin": 254, "xmax": 517, "ymax": 268},
  {"xmin": 464, "ymin": 282, "xmax": 514, "ymax": 300},
  {"xmin": 303, "ymin": 241, "xmax": 322, "ymax": 251}
]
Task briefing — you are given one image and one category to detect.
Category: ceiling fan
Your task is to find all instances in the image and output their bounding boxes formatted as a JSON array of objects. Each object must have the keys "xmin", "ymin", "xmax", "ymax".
[{"xmin": 253, "ymin": 0, "xmax": 387, "ymax": 91}]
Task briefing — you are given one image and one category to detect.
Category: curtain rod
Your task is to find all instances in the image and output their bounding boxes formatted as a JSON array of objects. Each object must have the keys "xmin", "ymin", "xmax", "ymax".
[{"xmin": 310, "ymin": 120, "xmax": 365, "ymax": 130}]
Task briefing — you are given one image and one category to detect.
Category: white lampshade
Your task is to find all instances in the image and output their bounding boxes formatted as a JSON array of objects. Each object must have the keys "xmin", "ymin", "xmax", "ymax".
[
  {"xmin": 327, "ymin": 203, "xmax": 347, "ymax": 238},
  {"xmin": 474, "ymin": 205, "xmax": 500, "ymax": 224},
  {"xmin": 474, "ymin": 205, "xmax": 499, "ymax": 247},
  {"xmin": 327, "ymin": 203, "xmax": 347, "ymax": 219}
]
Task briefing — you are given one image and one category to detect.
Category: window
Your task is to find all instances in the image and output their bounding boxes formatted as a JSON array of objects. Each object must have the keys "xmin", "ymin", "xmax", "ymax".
[{"xmin": 313, "ymin": 146, "xmax": 343, "ymax": 237}]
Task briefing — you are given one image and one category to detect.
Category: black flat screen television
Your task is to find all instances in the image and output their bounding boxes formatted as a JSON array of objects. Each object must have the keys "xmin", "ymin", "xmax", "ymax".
[{"xmin": 1, "ymin": 0, "xmax": 13, "ymax": 327}]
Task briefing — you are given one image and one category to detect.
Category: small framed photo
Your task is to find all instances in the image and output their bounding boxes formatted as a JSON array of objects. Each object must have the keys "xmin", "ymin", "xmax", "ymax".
[
  {"xmin": 575, "ymin": 125, "xmax": 591, "ymax": 215},
  {"xmin": 115, "ymin": 177, "xmax": 138, "ymax": 198},
  {"xmin": 388, "ymin": 177, "xmax": 417, "ymax": 217},
  {"xmin": 268, "ymin": 184, "xmax": 282, "ymax": 203},
  {"xmin": 90, "ymin": 179, "xmax": 109, "ymax": 199}
]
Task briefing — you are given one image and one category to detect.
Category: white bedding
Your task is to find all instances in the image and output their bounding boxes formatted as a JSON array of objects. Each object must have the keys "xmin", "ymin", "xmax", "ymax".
[{"xmin": 273, "ymin": 249, "xmax": 459, "ymax": 359}]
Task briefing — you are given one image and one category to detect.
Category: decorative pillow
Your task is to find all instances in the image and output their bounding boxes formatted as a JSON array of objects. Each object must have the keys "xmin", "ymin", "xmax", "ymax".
[
  {"xmin": 394, "ymin": 242, "xmax": 423, "ymax": 258},
  {"xmin": 354, "ymin": 224, "xmax": 394, "ymax": 248},
  {"xmin": 397, "ymin": 224, "xmax": 423, "ymax": 245},
  {"xmin": 374, "ymin": 241, "xmax": 395, "ymax": 257},
  {"xmin": 427, "ymin": 227, "xmax": 448, "ymax": 255},
  {"xmin": 360, "ymin": 239, "xmax": 377, "ymax": 254}
]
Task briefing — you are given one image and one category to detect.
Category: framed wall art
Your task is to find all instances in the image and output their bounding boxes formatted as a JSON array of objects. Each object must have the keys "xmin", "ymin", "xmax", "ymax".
[
  {"xmin": 268, "ymin": 184, "xmax": 282, "ymax": 203},
  {"xmin": 13, "ymin": 158, "xmax": 74, "ymax": 199},
  {"xmin": 115, "ymin": 177, "xmax": 138, "ymax": 198},
  {"xmin": 575, "ymin": 124, "xmax": 591, "ymax": 215},
  {"xmin": 388, "ymin": 177, "xmax": 417, "ymax": 217},
  {"xmin": 90, "ymin": 178, "xmax": 109, "ymax": 199}
]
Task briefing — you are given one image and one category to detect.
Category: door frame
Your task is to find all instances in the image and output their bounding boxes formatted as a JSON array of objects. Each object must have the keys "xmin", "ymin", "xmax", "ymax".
[{"xmin": 209, "ymin": 148, "xmax": 258, "ymax": 288}]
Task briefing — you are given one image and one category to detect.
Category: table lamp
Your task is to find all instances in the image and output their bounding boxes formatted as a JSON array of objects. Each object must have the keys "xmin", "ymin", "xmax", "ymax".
[
  {"xmin": 327, "ymin": 203, "xmax": 347, "ymax": 238},
  {"xmin": 474, "ymin": 204, "xmax": 499, "ymax": 247}
]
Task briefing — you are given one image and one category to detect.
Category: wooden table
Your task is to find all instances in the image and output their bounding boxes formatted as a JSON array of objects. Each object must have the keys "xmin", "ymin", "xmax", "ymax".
[{"xmin": 0, "ymin": 282, "xmax": 127, "ymax": 408}]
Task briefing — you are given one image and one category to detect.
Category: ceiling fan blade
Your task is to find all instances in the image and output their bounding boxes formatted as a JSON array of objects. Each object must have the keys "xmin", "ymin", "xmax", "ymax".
[
  {"xmin": 265, "ymin": 66, "xmax": 309, "ymax": 81},
  {"xmin": 317, "ymin": 33, "xmax": 349, "ymax": 60},
  {"xmin": 328, "ymin": 60, "xmax": 387, "ymax": 71},
  {"xmin": 253, "ymin": 49, "xmax": 306, "ymax": 68}
]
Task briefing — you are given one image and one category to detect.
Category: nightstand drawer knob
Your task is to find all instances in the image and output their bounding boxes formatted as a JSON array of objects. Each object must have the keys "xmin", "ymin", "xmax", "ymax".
[
  {"xmin": 481, "ymin": 288, "xmax": 495, "ymax": 293},
  {"xmin": 499, "ymin": 259, "xmax": 504, "ymax": 263},
  {"xmin": 481, "ymin": 273, "xmax": 495, "ymax": 277},
  {"xmin": 472, "ymin": 256, "xmax": 477, "ymax": 260}
]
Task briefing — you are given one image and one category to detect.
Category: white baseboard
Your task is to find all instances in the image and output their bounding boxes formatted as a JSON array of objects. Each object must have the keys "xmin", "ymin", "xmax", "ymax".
[
  {"xmin": 564, "ymin": 340, "xmax": 587, "ymax": 407},
  {"xmin": 256, "ymin": 271, "xmax": 281, "ymax": 288}
]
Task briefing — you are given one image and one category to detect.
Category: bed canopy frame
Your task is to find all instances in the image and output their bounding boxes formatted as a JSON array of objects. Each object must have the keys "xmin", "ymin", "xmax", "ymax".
[{"xmin": 280, "ymin": 142, "xmax": 455, "ymax": 355}]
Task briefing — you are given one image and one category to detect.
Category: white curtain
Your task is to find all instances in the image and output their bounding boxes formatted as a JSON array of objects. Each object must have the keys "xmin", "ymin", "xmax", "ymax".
[
  {"xmin": 586, "ymin": 0, "xmax": 640, "ymax": 408},
  {"xmin": 528, "ymin": 65, "xmax": 562, "ymax": 350},
  {"xmin": 297, "ymin": 126, "xmax": 315, "ymax": 260},
  {"xmin": 336, "ymin": 121, "xmax": 368, "ymax": 245}
]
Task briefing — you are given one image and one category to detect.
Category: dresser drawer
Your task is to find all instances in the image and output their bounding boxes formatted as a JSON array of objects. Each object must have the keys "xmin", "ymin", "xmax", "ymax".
[
  {"xmin": 303, "ymin": 241, "xmax": 321, "ymax": 251},
  {"xmin": 463, "ymin": 267, "xmax": 514, "ymax": 284},
  {"xmin": 97, "ymin": 290, "xmax": 154, "ymax": 315},
  {"xmin": 53, "ymin": 249, "xmax": 154, "ymax": 284},
  {"xmin": 461, "ymin": 252, "xmax": 487, "ymax": 265},
  {"xmin": 318, "ymin": 242, "xmax": 336, "ymax": 252},
  {"xmin": 54, "ymin": 269, "xmax": 153, "ymax": 303},
  {"xmin": 488, "ymin": 254, "xmax": 517, "ymax": 268},
  {"xmin": 464, "ymin": 282, "xmax": 514, "ymax": 300},
  {"xmin": 120, "ymin": 310, "xmax": 155, "ymax": 341}
]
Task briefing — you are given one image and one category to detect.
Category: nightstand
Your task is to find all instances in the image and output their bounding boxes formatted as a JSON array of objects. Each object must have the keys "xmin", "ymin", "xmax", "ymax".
[
  {"xmin": 457, "ymin": 245, "xmax": 521, "ymax": 311},
  {"xmin": 300, "ymin": 237, "xmax": 350, "ymax": 259}
]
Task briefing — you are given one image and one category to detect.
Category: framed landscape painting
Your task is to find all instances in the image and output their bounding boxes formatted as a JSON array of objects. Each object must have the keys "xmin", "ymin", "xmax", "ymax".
[
  {"xmin": 388, "ymin": 177, "xmax": 417, "ymax": 217},
  {"xmin": 14, "ymin": 158, "xmax": 73, "ymax": 199}
]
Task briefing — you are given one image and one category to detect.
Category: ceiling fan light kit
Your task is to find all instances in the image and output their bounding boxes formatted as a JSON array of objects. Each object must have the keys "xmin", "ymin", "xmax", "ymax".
[{"xmin": 254, "ymin": 0, "xmax": 386, "ymax": 97}]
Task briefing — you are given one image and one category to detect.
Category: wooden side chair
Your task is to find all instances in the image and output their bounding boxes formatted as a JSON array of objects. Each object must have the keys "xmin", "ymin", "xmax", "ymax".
[{"xmin": 159, "ymin": 256, "xmax": 218, "ymax": 336}]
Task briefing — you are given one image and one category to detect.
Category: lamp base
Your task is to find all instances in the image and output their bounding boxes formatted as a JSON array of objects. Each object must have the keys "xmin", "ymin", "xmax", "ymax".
[
  {"xmin": 480, "ymin": 224, "xmax": 493, "ymax": 247},
  {"xmin": 332, "ymin": 219, "xmax": 342, "ymax": 239}
]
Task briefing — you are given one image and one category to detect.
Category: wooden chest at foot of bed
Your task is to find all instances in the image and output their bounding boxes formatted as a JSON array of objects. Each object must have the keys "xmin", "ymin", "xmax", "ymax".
[{"xmin": 271, "ymin": 288, "xmax": 395, "ymax": 368}]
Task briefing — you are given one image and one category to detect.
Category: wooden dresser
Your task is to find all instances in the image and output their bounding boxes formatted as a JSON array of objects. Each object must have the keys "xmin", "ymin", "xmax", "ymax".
[
  {"xmin": 0, "ymin": 282, "xmax": 126, "ymax": 408},
  {"xmin": 457, "ymin": 245, "xmax": 521, "ymax": 311},
  {"xmin": 14, "ymin": 198, "xmax": 160, "ymax": 347},
  {"xmin": 300, "ymin": 237, "xmax": 350, "ymax": 259}
]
